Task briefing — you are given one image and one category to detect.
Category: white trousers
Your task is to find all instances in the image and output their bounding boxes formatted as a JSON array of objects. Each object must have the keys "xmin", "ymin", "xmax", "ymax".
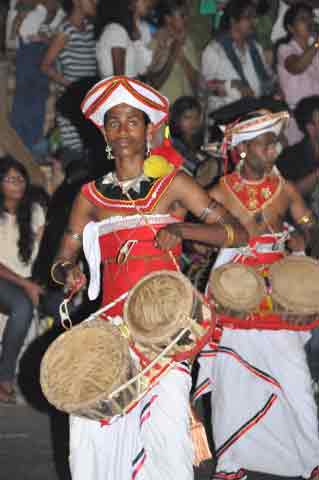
[
  {"xmin": 69, "ymin": 366, "xmax": 194, "ymax": 480},
  {"xmin": 196, "ymin": 248, "xmax": 319, "ymax": 479}
]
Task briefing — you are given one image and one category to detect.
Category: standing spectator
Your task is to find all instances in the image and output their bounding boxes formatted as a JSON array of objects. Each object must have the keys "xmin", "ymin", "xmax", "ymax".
[
  {"xmin": 41, "ymin": 0, "xmax": 96, "ymax": 165},
  {"xmin": 277, "ymin": 2, "xmax": 319, "ymax": 144},
  {"xmin": 272, "ymin": 0, "xmax": 294, "ymax": 43},
  {"xmin": 148, "ymin": 0, "xmax": 200, "ymax": 103},
  {"xmin": 10, "ymin": 0, "xmax": 65, "ymax": 156},
  {"xmin": 271, "ymin": 0, "xmax": 319, "ymax": 44},
  {"xmin": 0, "ymin": 156, "xmax": 45, "ymax": 403},
  {"xmin": 202, "ymin": 0, "xmax": 273, "ymax": 114},
  {"xmin": 95, "ymin": 0, "xmax": 154, "ymax": 78}
]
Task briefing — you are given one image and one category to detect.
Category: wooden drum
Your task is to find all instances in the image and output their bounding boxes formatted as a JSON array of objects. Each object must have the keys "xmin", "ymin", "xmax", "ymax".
[
  {"xmin": 208, "ymin": 263, "xmax": 267, "ymax": 318},
  {"xmin": 40, "ymin": 319, "xmax": 139, "ymax": 420},
  {"xmin": 123, "ymin": 270, "xmax": 215, "ymax": 361},
  {"xmin": 269, "ymin": 256, "xmax": 319, "ymax": 323}
]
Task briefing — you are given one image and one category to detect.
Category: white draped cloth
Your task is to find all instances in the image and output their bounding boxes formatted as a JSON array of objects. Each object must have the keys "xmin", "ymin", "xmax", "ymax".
[
  {"xmin": 195, "ymin": 246, "xmax": 319, "ymax": 479},
  {"xmin": 72, "ymin": 214, "xmax": 194, "ymax": 480},
  {"xmin": 69, "ymin": 366, "xmax": 194, "ymax": 480}
]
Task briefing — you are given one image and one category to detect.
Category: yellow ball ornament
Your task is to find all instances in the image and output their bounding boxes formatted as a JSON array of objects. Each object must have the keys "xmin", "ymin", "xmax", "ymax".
[{"xmin": 143, "ymin": 155, "xmax": 174, "ymax": 178}]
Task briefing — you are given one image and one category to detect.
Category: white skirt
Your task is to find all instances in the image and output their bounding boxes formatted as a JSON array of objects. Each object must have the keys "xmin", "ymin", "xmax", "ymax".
[
  {"xmin": 69, "ymin": 365, "xmax": 194, "ymax": 480},
  {"xmin": 195, "ymin": 248, "xmax": 319, "ymax": 479}
]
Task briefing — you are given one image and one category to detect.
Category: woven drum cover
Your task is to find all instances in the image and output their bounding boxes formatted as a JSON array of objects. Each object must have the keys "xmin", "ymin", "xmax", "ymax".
[
  {"xmin": 269, "ymin": 256, "xmax": 319, "ymax": 314},
  {"xmin": 209, "ymin": 263, "xmax": 267, "ymax": 312},
  {"xmin": 123, "ymin": 270, "xmax": 194, "ymax": 345},
  {"xmin": 40, "ymin": 319, "xmax": 131, "ymax": 414}
]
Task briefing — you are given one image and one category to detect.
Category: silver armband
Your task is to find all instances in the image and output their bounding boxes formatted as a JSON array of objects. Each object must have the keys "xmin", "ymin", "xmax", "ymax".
[
  {"xmin": 198, "ymin": 199, "xmax": 219, "ymax": 222},
  {"xmin": 66, "ymin": 229, "xmax": 82, "ymax": 243}
]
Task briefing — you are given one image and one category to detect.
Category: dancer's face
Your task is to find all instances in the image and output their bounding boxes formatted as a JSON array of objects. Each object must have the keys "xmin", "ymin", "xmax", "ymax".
[
  {"xmin": 240, "ymin": 132, "xmax": 280, "ymax": 176},
  {"xmin": 103, "ymin": 103, "xmax": 150, "ymax": 159}
]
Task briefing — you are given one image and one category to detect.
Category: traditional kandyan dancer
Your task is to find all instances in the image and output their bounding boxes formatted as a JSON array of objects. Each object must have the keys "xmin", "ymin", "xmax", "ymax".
[
  {"xmin": 50, "ymin": 76, "xmax": 248, "ymax": 480},
  {"xmin": 157, "ymin": 109, "xmax": 319, "ymax": 480}
]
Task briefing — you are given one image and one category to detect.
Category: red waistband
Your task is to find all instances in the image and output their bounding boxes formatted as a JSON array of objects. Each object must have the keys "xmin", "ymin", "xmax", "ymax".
[
  {"xmin": 236, "ymin": 251, "xmax": 284, "ymax": 266},
  {"xmin": 99, "ymin": 224, "xmax": 182, "ymax": 260},
  {"xmin": 219, "ymin": 313, "xmax": 319, "ymax": 331},
  {"xmin": 234, "ymin": 235, "xmax": 285, "ymax": 266}
]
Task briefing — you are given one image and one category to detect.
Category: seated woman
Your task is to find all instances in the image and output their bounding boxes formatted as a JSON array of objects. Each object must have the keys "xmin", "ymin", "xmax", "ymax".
[
  {"xmin": 169, "ymin": 95, "xmax": 221, "ymax": 185},
  {"xmin": 0, "ymin": 157, "xmax": 45, "ymax": 403},
  {"xmin": 169, "ymin": 96, "xmax": 221, "ymax": 288},
  {"xmin": 170, "ymin": 96, "xmax": 205, "ymax": 176}
]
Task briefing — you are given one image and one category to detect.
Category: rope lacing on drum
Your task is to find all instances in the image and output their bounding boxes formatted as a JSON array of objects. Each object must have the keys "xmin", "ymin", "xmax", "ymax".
[{"xmin": 233, "ymin": 231, "xmax": 290, "ymax": 263}]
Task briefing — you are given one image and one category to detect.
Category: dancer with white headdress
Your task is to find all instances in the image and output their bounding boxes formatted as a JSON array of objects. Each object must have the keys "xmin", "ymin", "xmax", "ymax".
[
  {"xmin": 157, "ymin": 109, "xmax": 319, "ymax": 480},
  {"xmin": 50, "ymin": 76, "xmax": 248, "ymax": 480}
]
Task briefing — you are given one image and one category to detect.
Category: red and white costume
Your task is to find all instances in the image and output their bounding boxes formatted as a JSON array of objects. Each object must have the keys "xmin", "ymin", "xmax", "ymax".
[
  {"xmin": 194, "ymin": 167, "xmax": 319, "ymax": 480},
  {"xmin": 67, "ymin": 76, "xmax": 195, "ymax": 480},
  {"xmin": 69, "ymin": 170, "xmax": 194, "ymax": 480}
]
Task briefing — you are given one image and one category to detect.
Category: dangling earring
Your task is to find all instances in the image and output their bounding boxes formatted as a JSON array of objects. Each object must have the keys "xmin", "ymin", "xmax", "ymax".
[
  {"xmin": 145, "ymin": 139, "xmax": 151, "ymax": 158},
  {"xmin": 237, "ymin": 151, "xmax": 246, "ymax": 172},
  {"xmin": 105, "ymin": 142, "xmax": 114, "ymax": 160}
]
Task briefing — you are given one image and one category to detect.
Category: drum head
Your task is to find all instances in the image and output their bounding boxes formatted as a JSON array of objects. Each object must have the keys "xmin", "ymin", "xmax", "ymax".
[
  {"xmin": 40, "ymin": 319, "xmax": 131, "ymax": 415},
  {"xmin": 269, "ymin": 256, "xmax": 319, "ymax": 314},
  {"xmin": 124, "ymin": 270, "xmax": 194, "ymax": 346},
  {"xmin": 209, "ymin": 263, "xmax": 267, "ymax": 312}
]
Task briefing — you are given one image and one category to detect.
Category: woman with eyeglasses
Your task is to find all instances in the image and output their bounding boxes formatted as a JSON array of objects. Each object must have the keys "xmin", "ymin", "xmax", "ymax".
[{"xmin": 0, "ymin": 156, "xmax": 45, "ymax": 403}]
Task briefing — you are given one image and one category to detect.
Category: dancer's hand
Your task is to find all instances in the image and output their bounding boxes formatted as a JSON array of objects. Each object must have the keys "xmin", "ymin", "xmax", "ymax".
[
  {"xmin": 65, "ymin": 265, "xmax": 87, "ymax": 294},
  {"xmin": 155, "ymin": 224, "xmax": 183, "ymax": 250}
]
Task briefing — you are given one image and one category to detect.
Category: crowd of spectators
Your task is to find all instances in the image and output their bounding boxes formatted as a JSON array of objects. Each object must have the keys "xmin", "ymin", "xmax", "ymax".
[{"xmin": 1, "ymin": 0, "xmax": 319, "ymax": 401}]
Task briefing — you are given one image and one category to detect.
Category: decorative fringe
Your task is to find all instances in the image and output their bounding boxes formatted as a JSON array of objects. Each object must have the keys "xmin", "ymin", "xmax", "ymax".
[{"xmin": 190, "ymin": 408, "xmax": 212, "ymax": 466}]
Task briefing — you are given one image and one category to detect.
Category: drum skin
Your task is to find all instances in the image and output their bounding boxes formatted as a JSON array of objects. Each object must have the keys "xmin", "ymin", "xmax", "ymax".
[
  {"xmin": 269, "ymin": 256, "xmax": 319, "ymax": 319},
  {"xmin": 208, "ymin": 263, "xmax": 267, "ymax": 318},
  {"xmin": 40, "ymin": 319, "xmax": 137, "ymax": 420}
]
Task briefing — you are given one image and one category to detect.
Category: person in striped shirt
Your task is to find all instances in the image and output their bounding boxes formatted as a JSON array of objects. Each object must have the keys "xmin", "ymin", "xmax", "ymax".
[{"xmin": 41, "ymin": 0, "xmax": 97, "ymax": 164}]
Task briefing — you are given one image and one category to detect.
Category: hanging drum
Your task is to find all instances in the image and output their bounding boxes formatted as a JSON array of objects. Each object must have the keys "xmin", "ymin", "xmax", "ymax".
[
  {"xmin": 269, "ymin": 255, "xmax": 319, "ymax": 324},
  {"xmin": 40, "ymin": 319, "xmax": 139, "ymax": 421},
  {"xmin": 208, "ymin": 262, "xmax": 267, "ymax": 318},
  {"xmin": 123, "ymin": 270, "xmax": 215, "ymax": 361}
]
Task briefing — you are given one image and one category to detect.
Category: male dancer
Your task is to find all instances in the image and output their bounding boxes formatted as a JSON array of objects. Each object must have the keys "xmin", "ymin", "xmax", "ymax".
[
  {"xmin": 51, "ymin": 76, "xmax": 248, "ymax": 480},
  {"xmin": 158, "ymin": 109, "xmax": 319, "ymax": 480}
]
